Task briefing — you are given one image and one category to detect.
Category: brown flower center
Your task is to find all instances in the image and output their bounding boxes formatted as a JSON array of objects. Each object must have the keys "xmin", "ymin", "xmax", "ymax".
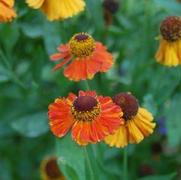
[
  {"xmin": 72, "ymin": 96, "xmax": 100, "ymax": 121},
  {"xmin": 74, "ymin": 34, "xmax": 89, "ymax": 41},
  {"xmin": 69, "ymin": 32, "xmax": 95, "ymax": 57},
  {"xmin": 45, "ymin": 157, "xmax": 62, "ymax": 178},
  {"xmin": 160, "ymin": 16, "xmax": 181, "ymax": 41},
  {"xmin": 112, "ymin": 93, "xmax": 139, "ymax": 120}
]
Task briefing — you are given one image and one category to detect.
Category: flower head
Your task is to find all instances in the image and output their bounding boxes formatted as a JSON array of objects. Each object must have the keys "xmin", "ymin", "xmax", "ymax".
[
  {"xmin": 26, "ymin": 0, "xmax": 85, "ymax": 21},
  {"xmin": 155, "ymin": 16, "xmax": 181, "ymax": 66},
  {"xmin": 40, "ymin": 156, "xmax": 65, "ymax": 180},
  {"xmin": 0, "ymin": 0, "xmax": 16, "ymax": 22},
  {"xmin": 50, "ymin": 32, "xmax": 114, "ymax": 81},
  {"xmin": 105, "ymin": 92, "xmax": 156, "ymax": 148},
  {"xmin": 48, "ymin": 90, "xmax": 124, "ymax": 146}
]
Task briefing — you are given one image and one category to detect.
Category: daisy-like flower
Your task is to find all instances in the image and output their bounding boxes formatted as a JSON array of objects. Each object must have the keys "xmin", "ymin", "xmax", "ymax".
[
  {"xmin": 155, "ymin": 16, "xmax": 181, "ymax": 66},
  {"xmin": 50, "ymin": 32, "xmax": 114, "ymax": 81},
  {"xmin": 26, "ymin": 0, "xmax": 85, "ymax": 21},
  {"xmin": 40, "ymin": 156, "xmax": 65, "ymax": 180},
  {"xmin": 0, "ymin": 0, "xmax": 16, "ymax": 22},
  {"xmin": 48, "ymin": 90, "xmax": 124, "ymax": 146},
  {"xmin": 105, "ymin": 93, "xmax": 156, "ymax": 148}
]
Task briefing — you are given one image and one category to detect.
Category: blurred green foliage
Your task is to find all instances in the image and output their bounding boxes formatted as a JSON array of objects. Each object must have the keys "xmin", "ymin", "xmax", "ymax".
[{"xmin": 0, "ymin": 0, "xmax": 181, "ymax": 179}]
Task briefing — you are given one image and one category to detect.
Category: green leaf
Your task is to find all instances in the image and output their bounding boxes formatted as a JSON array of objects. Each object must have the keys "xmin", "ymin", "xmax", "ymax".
[
  {"xmin": 142, "ymin": 94, "xmax": 158, "ymax": 116},
  {"xmin": 43, "ymin": 21, "xmax": 61, "ymax": 54},
  {"xmin": 11, "ymin": 112, "xmax": 48, "ymax": 138},
  {"xmin": 19, "ymin": 12, "xmax": 44, "ymax": 38},
  {"xmin": 86, "ymin": 0, "xmax": 104, "ymax": 33},
  {"xmin": 0, "ymin": 22, "xmax": 20, "ymax": 52},
  {"xmin": 138, "ymin": 172, "xmax": 177, "ymax": 180},
  {"xmin": 164, "ymin": 94, "xmax": 181, "ymax": 147},
  {"xmin": 56, "ymin": 134, "xmax": 85, "ymax": 180}
]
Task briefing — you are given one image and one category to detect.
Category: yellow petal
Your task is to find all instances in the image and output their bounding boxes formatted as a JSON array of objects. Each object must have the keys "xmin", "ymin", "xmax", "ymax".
[
  {"xmin": 128, "ymin": 108, "xmax": 155, "ymax": 142},
  {"xmin": 41, "ymin": 0, "xmax": 85, "ymax": 21},
  {"xmin": 104, "ymin": 126, "xmax": 128, "ymax": 148},
  {"xmin": 0, "ymin": 2, "xmax": 16, "ymax": 22},
  {"xmin": 1, "ymin": 0, "xmax": 14, "ymax": 7},
  {"xmin": 26, "ymin": 0, "xmax": 44, "ymax": 9},
  {"xmin": 127, "ymin": 120, "xmax": 144, "ymax": 144},
  {"xmin": 155, "ymin": 39, "xmax": 180, "ymax": 67},
  {"xmin": 165, "ymin": 42, "xmax": 179, "ymax": 66}
]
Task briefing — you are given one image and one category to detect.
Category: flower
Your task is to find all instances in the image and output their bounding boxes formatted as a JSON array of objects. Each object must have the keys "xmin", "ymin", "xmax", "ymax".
[
  {"xmin": 26, "ymin": 0, "xmax": 85, "ymax": 21},
  {"xmin": 50, "ymin": 32, "xmax": 114, "ymax": 81},
  {"xmin": 155, "ymin": 16, "xmax": 181, "ymax": 66},
  {"xmin": 40, "ymin": 156, "xmax": 65, "ymax": 180},
  {"xmin": 48, "ymin": 90, "xmax": 124, "ymax": 146},
  {"xmin": 0, "ymin": 0, "xmax": 16, "ymax": 22},
  {"xmin": 104, "ymin": 93, "xmax": 156, "ymax": 148}
]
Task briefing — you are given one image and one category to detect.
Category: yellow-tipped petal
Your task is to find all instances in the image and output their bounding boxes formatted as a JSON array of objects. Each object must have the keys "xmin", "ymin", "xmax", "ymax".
[
  {"xmin": 1, "ymin": 0, "xmax": 14, "ymax": 7},
  {"xmin": 127, "ymin": 119, "xmax": 144, "ymax": 144},
  {"xmin": 41, "ymin": 0, "xmax": 85, "ymax": 21},
  {"xmin": 0, "ymin": 1, "xmax": 16, "ymax": 22},
  {"xmin": 104, "ymin": 126, "xmax": 128, "ymax": 148},
  {"xmin": 127, "ymin": 108, "xmax": 155, "ymax": 143},
  {"xmin": 26, "ymin": 0, "xmax": 44, "ymax": 9},
  {"xmin": 155, "ymin": 39, "xmax": 181, "ymax": 67}
]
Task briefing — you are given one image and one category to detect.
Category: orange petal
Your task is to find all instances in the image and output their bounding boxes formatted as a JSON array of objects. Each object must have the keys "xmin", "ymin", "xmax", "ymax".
[
  {"xmin": 0, "ymin": 2, "xmax": 16, "ymax": 22},
  {"xmin": 64, "ymin": 59, "xmax": 87, "ymax": 81},
  {"xmin": 53, "ymin": 56, "xmax": 71, "ymax": 71},
  {"xmin": 48, "ymin": 98, "xmax": 75, "ymax": 138}
]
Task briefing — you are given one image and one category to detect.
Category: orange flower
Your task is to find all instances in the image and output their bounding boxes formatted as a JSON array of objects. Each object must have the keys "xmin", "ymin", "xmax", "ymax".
[
  {"xmin": 105, "ymin": 93, "xmax": 156, "ymax": 148},
  {"xmin": 0, "ymin": 0, "xmax": 16, "ymax": 22},
  {"xmin": 48, "ymin": 90, "xmax": 124, "ymax": 146},
  {"xmin": 50, "ymin": 32, "xmax": 114, "ymax": 81}
]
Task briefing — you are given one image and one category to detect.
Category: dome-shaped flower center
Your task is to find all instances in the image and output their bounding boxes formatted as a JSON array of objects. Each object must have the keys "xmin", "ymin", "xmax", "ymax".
[
  {"xmin": 112, "ymin": 93, "xmax": 139, "ymax": 120},
  {"xmin": 160, "ymin": 16, "xmax": 181, "ymax": 42},
  {"xmin": 71, "ymin": 96, "xmax": 100, "ymax": 121},
  {"xmin": 45, "ymin": 158, "xmax": 62, "ymax": 178},
  {"xmin": 69, "ymin": 32, "xmax": 95, "ymax": 57}
]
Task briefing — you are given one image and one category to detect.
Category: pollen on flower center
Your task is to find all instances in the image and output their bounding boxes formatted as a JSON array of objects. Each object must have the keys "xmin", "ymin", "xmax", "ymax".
[
  {"xmin": 160, "ymin": 16, "xmax": 181, "ymax": 42},
  {"xmin": 71, "ymin": 96, "xmax": 100, "ymax": 121},
  {"xmin": 112, "ymin": 93, "xmax": 139, "ymax": 121},
  {"xmin": 69, "ymin": 32, "xmax": 95, "ymax": 57}
]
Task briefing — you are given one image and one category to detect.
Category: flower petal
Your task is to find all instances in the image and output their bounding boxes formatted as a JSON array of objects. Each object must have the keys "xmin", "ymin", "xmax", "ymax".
[{"xmin": 48, "ymin": 98, "xmax": 75, "ymax": 138}]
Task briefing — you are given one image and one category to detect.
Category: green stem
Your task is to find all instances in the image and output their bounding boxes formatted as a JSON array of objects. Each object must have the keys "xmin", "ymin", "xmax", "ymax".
[
  {"xmin": 84, "ymin": 147, "xmax": 94, "ymax": 180},
  {"xmin": 123, "ymin": 147, "xmax": 128, "ymax": 180}
]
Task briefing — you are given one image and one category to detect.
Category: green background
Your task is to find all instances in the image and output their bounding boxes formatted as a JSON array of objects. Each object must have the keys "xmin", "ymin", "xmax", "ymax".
[{"xmin": 0, "ymin": 0, "xmax": 181, "ymax": 179}]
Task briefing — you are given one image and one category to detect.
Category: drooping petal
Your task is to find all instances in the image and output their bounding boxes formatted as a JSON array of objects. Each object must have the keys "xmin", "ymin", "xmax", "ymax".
[
  {"xmin": 53, "ymin": 56, "xmax": 72, "ymax": 71},
  {"xmin": 93, "ymin": 42, "xmax": 114, "ymax": 72},
  {"xmin": 64, "ymin": 59, "xmax": 88, "ymax": 81},
  {"xmin": 104, "ymin": 126, "xmax": 128, "ymax": 148},
  {"xmin": 41, "ymin": 0, "xmax": 85, "ymax": 21},
  {"xmin": 1, "ymin": 0, "xmax": 14, "ymax": 7},
  {"xmin": 26, "ymin": 0, "xmax": 44, "ymax": 9},
  {"xmin": 155, "ymin": 39, "xmax": 181, "ymax": 66},
  {"xmin": 48, "ymin": 98, "xmax": 75, "ymax": 138},
  {"xmin": 127, "ymin": 108, "xmax": 155, "ymax": 144},
  {"xmin": 127, "ymin": 119, "xmax": 144, "ymax": 144},
  {"xmin": 0, "ymin": 0, "xmax": 16, "ymax": 22}
]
